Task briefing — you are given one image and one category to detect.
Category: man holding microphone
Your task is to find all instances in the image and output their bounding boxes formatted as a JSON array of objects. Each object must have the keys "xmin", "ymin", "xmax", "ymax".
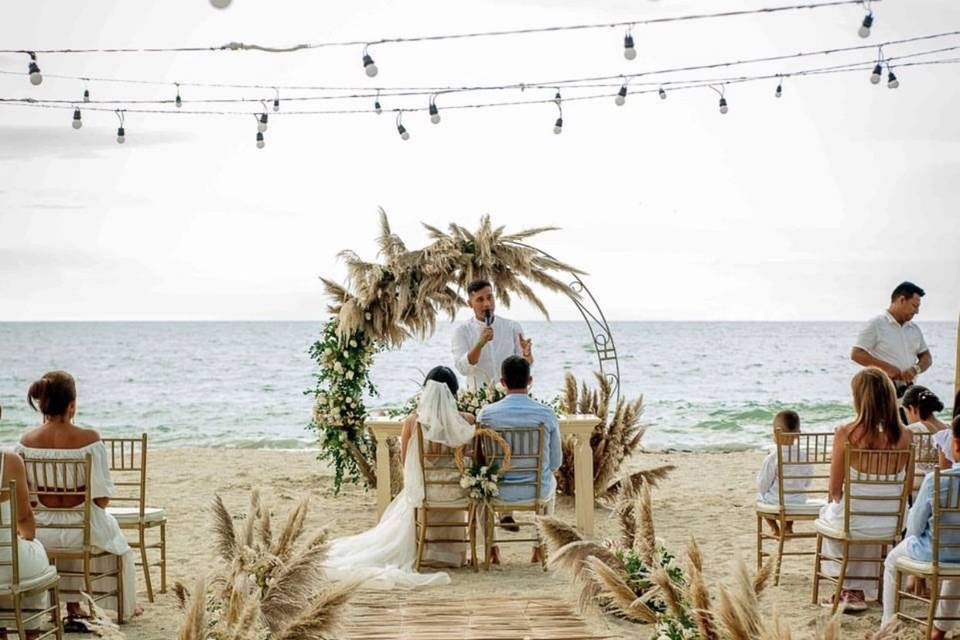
[{"xmin": 452, "ymin": 279, "xmax": 534, "ymax": 389}]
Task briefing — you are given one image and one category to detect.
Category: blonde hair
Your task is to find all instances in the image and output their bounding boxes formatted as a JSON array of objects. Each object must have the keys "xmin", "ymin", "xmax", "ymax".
[{"xmin": 849, "ymin": 367, "xmax": 902, "ymax": 446}]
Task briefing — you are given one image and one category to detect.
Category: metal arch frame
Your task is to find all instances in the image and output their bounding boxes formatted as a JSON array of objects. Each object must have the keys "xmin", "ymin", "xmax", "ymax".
[{"xmin": 516, "ymin": 244, "xmax": 621, "ymax": 404}]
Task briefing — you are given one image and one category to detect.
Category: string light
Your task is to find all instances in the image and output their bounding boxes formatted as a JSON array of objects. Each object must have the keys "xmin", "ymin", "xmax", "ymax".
[
  {"xmin": 553, "ymin": 91, "xmax": 563, "ymax": 134},
  {"xmin": 362, "ymin": 45, "xmax": 378, "ymax": 78},
  {"xmin": 256, "ymin": 131, "xmax": 265, "ymax": 148},
  {"xmin": 711, "ymin": 85, "xmax": 729, "ymax": 114},
  {"xmin": 775, "ymin": 76, "xmax": 783, "ymax": 97},
  {"xmin": 887, "ymin": 68, "xmax": 899, "ymax": 88},
  {"xmin": 27, "ymin": 53, "xmax": 42, "ymax": 86},
  {"xmin": 396, "ymin": 111, "xmax": 409, "ymax": 140},
  {"xmin": 115, "ymin": 109, "xmax": 125, "ymax": 144},
  {"xmin": 71, "ymin": 107, "xmax": 82, "ymax": 129},
  {"xmin": 374, "ymin": 89, "xmax": 382, "ymax": 114},
  {"xmin": 83, "ymin": 86, "xmax": 90, "ymax": 103},
  {"xmin": 659, "ymin": 87, "xmax": 667, "ymax": 100},
  {"xmin": 258, "ymin": 102, "xmax": 268, "ymax": 132},
  {"xmin": 623, "ymin": 29, "xmax": 637, "ymax": 61},
  {"xmin": 175, "ymin": 83, "xmax": 182, "ymax": 107},
  {"xmin": 614, "ymin": 81, "xmax": 628, "ymax": 106},
  {"xmin": 429, "ymin": 95, "xmax": 441, "ymax": 124},
  {"xmin": 273, "ymin": 88, "xmax": 280, "ymax": 112},
  {"xmin": 859, "ymin": 1, "xmax": 874, "ymax": 38}
]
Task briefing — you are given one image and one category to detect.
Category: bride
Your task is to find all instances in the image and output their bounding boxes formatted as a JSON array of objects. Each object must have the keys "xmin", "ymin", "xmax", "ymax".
[{"xmin": 322, "ymin": 366, "xmax": 476, "ymax": 589}]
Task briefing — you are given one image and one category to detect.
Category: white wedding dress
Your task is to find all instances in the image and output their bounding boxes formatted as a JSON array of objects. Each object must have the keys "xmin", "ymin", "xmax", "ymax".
[{"xmin": 322, "ymin": 381, "xmax": 475, "ymax": 589}]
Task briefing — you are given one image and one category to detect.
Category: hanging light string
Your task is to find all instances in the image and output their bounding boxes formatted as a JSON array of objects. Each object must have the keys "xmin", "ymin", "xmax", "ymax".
[
  {"xmin": 2, "ymin": 29, "xmax": 955, "ymax": 103},
  {"xmin": 1, "ymin": 0, "xmax": 876, "ymax": 57},
  {"xmin": 2, "ymin": 39, "xmax": 956, "ymax": 108},
  {"xmin": 3, "ymin": 55, "xmax": 955, "ymax": 120}
]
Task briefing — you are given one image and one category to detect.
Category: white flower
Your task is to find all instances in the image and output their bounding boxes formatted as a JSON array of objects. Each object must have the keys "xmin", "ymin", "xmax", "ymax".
[
  {"xmin": 460, "ymin": 477, "xmax": 472, "ymax": 489},
  {"xmin": 346, "ymin": 370, "xmax": 355, "ymax": 380},
  {"xmin": 349, "ymin": 339, "xmax": 358, "ymax": 348},
  {"xmin": 365, "ymin": 312, "xmax": 372, "ymax": 320},
  {"xmin": 479, "ymin": 466, "xmax": 488, "ymax": 476},
  {"xmin": 333, "ymin": 362, "xmax": 343, "ymax": 373},
  {"xmin": 324, "ymin": 347, "xmax": 332, "ymax": 356}
]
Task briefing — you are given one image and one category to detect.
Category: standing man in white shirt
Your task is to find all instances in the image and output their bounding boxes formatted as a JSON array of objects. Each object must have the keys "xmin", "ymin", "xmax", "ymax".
[
  {"xmin": 851, "ymin": 281, "xmax": 932, "ymax": 397},
  {"xmin": 452, "ymin": 279, "xmax": 533, "ymax": 389}
]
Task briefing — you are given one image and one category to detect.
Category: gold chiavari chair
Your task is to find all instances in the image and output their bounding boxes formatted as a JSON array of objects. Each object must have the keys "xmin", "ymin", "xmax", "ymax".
[
  {"xmin": 912, "ymin": 431, "xmax": 940, "ymax": 493},
  {"xmin": 413, "ymin": 423, "xmax": 477, "ymax": 572},
  {"xmin": 894, "ymin": 468, "xmax": 960, "ymax": 634},
  {"xmin": 0, "ymin": 479, "xmax": 63, "ymax": 640},
  {"xmin": 812, "ymin": 447, "xmax": 914, "ymax": 614},
  {"xmin": 755, "ymin": 429, "xmax": 833, "ymax": 585},
  {"xmin": 478, "ymin": 424, "xmax": 548, "ymax": 572},
  {"xmin": 102, "ymin": 435, "xmax": 167, "ymax": 602},
  {"xmin": 22, "ymin": 455, "xmax": 126, "ymax": 623}
]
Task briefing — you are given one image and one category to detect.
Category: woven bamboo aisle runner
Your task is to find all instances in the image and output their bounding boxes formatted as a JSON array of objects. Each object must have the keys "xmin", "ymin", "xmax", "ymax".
[{"xmin": 344, "ymin": 594, "xmax": 624, "ymax": 640}]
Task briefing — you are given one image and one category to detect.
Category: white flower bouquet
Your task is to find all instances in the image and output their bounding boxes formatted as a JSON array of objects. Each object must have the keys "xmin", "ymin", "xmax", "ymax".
[{"xmin": 460, "ymin": 462, "xmax": 501, "ymax": 502}]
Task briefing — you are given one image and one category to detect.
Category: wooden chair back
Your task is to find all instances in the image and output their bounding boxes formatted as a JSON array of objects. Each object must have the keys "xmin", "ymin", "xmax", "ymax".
[
  {"xmin": 415, "ymin": 424, "xmax": 469, "ymax": 506},
  {"xmin": 0, "ymin": 480, "xmax": 23, "ymax": 589},
  {"xmin": 774, "ymin": 429, "xmax": 833, "ymax": 507},
  {"xmin": 21, "ymin": 455, "xmax": 94, "ymax": 551},
  {"xmin": 481, "ymin": 425, "xmax": 544, "ymax": 504},
  {"xmin": 102, "ymin": 435, "xmax": 148, "ymax": 519},
  {"xmin": 841, "ymin": 447, "xmax": 914, "ymax": 538},
  {"xmin": 931, "ymin": 468, "xmax": 960, "ymax": 567}
]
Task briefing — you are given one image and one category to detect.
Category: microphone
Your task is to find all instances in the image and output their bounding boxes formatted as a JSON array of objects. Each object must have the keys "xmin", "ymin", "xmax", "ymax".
[{"xmin": 484, "ymin": 309, "xmax": 493, "ymax": 327}]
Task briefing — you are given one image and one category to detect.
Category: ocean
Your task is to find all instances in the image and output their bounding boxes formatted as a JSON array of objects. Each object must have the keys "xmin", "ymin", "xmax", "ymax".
[{"xmin": 0, "ymin": 321, "xmax": 955, "ymax": 452}]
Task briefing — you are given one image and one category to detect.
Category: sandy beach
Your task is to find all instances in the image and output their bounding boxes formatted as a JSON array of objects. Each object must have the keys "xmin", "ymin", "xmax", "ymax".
[{"xmin": 51, "ymin": 447, "xmax": 901, "ymax": 640}]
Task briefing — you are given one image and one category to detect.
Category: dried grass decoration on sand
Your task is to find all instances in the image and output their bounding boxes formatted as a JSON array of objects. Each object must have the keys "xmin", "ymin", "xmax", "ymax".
[
  {"xmin": 175, "ymin": 490, "xmax": 357, "ymax": 640},
  {"xmin": 537, "ymin": 483, "xmax": 900, "ymax": 640}
]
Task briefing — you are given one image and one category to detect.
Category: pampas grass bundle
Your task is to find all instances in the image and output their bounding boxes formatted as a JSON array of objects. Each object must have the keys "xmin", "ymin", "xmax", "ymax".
[{"xmin": 175, "ymin": 490, "xmax": 357, "ymax": 640}]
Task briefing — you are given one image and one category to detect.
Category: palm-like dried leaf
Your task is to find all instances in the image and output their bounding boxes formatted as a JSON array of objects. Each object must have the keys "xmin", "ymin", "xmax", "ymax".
[
  {"xmin": 605, "ymin": 465, "xmax": 677, "ymax": 501},
  {"xmin": 753, "ymin": 557, "xmax": 774, "ymax": 595},
  {"xmin": 261, "ymin": 544, "xmax": 330, "ymax": 632},
  {"xmin": 686, "ymin": 541, "xmax": 717, "ymax": 640},
  {"xmin": 563, "ymin": 373, "xmax": 578, "ymax": 416},
  {"xmin": 211, "ymin": 495, "xmax": 238, "ymax": 563},
  {"xmin": 636, "ymin": 484, "xmax": 656, "ymax": 565},
  {"xmin": 536, "ymin": 516, "xmax": 583, "ymax": 552},
  {"xmin": 172, "ymin": 580, "xmax": 190, "ymax": 610},
  {"xmin": 585, "ymin": 556, "xmax": 658, "ymax": 623},
  {"xmin": 274, "ymin": 581, "xmax": 359, "ymax": 640},
  {"xmin": 650, "ymin": 569, "xmax": 683, "ymax": 617},
  {"xmin": 242, "ymin": 489, "xmax": 261, "ymax": 550},
  {"xmin": 616, "ymin": 498, "xmax": 636, "ymax": 550}
]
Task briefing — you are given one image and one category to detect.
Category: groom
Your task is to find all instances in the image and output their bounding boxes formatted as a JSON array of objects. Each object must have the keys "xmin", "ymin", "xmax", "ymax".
[{"xmin": 452, "ymin": 279, "xmax": 533, "ymax": 389}]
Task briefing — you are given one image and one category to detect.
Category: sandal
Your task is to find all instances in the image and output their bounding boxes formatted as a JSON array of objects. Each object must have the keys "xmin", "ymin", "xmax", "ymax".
[
  {"xmin": 62, "ymin": 616, "xmax": 91, "ymax": 633},
  {"xmin": 820, "ymin": 590, "xmax": 868, "ymax": 613}
]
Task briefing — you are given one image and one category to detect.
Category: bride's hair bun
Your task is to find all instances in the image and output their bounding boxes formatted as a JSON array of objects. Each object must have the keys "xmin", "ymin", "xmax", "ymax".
[{"xmin": 423, "ymin": 366, "xmax": 459, "ymax": 397}]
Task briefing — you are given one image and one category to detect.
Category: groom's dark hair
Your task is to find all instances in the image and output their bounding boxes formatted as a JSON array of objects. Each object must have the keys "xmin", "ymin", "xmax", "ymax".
[
  {"xmin": 424, "ymin": 366, "xmax": 459, "ymax": 397},
  {"xmin": 501, "ymin": 356, "xmax": 530, "ymax": 391}
]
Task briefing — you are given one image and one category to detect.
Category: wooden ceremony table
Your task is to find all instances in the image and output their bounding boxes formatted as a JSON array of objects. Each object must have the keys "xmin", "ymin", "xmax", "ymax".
[{"xmin": 366, "ymin": 414, "xmax": 601, "ymax": 536}]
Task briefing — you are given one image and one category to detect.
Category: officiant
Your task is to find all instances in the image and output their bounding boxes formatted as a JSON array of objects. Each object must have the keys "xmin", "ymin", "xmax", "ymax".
[{"xmin": 452, "ymin": 279, "xmax": 533, "ymax": 389}]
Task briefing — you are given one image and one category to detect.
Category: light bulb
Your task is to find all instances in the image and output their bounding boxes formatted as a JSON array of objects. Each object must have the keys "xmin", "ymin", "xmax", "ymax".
[
  {"xmin": 859, "ymin": 13, "xmax": 873, "ymax": 38},
  {"xmin": 72, "ymin": 108, "xmax": 82, "ymax": 130},
  {"xmin": 28, "ymin": 61, "xmax": 42, "ymax": 86},
  {"xmin": 870, "ymin": 64, "xmax": 882, "ymax": 84},
  {"xmin": 116, "ymin": 126, "xmax": 125, "ymax": 144},
  {"xmin": 887, "ymin": 71, "xmax": 899, "ymax": 89},
  {"xmin": 374, "ymin": 100, "xmax": 382, "ymax": 115},
  {"xmin": 83, "ymin": 89, "xmax": 90, "ymax": 103},
  {"xmin": 273, "ymin": 98, "xmax": 280, "ymax": 112},
  {"xmin": 623, "ymin": 34, "xmax": 636, "ymax": 61},
  {"xmin": 397, "ymin": 124, "xmax": 409, "ymax": 140},
  {"xmin": 775, "ymin": 84, "xmax": 782, "ymax": 98},
  {"xmin": 429, "ymin": 103, "xmax": 441, "ymax": 124},
  {"xmin": 659, "ymin": 88, "xmax": 667, "ymax": 100},
  {"xmin": 210, "ymin": 0, "xmax": 232, "ymax": 8},
  {"xmin": 258, "ymin": 113, "xmax": 268, "ymax": 133},
  {"xmin": 363, "ymin": 54, "xmax": 378, "ymax": 78},
  {"xmin": 719, "ymin": 97, "xmax": 728, "ymax": 114},
  {"xmin": 256, "ymin": 132, "xmax": 264, "ymax": 149},
  {"xmin": 615, "ymin": 85, "xmax": 627, "ymax": 106},
  {"xmin": 175, "ymin": 93, "xmax": 182, "ymax": 108},
  {"xmin": 553, "ymin": 117, "xmax": 563, "ymax": 135}
]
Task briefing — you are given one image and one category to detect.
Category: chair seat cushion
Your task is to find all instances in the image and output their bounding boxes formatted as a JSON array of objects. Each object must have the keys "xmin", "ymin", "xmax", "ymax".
[
  {"xmin": 0, "ymin": 565, "xmax": 58, "ymax": 593},
  {"xmin": 755, "ymin": 500, "xmax": 825, "ymax": 516},
  {"xmin": 896, "ymin": 556, "xmax": 960, "ymax": 576},
  {"xmin": 813, "ymin": 519, "xmax": 896, "ymax": 542},
  {"xmin": 107, "ymin": 506, "xmax": 166, "ymax": 524}
]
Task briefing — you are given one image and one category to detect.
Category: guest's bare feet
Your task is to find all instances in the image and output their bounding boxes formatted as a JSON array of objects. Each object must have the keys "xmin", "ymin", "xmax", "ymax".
[
  {"xmin": 134, "ymin": 605, "xmax": 144, "ymax": 616},
  {"xmin": 489, "ymin": 546, "xmax": 501, "ymax": 565},
  {"xmin": 931, "ymin": 627, "xmax": 947, "ymax": 640},
  {"xmin": 763, "ymin": 518, "xmax": 781, "ymax": 538},
  {"xmin": 531, "ymin": 547, "xmax": 543, "ymax": 564}
]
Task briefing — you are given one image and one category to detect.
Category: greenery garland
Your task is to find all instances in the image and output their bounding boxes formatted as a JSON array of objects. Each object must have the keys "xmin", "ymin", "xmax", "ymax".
[{"xmin": 307, "ymin": 318, "xmax": 381, "ymax": 492}]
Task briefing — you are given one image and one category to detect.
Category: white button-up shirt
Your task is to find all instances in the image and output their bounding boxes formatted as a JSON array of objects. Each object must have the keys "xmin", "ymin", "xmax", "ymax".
[
  {"xmin": 451, "ymin": 315, "xmax": 523, "ymax": 389},
  {"xmin": 854, "ymin": 311, "xmax": 928, "ymax": 372}
]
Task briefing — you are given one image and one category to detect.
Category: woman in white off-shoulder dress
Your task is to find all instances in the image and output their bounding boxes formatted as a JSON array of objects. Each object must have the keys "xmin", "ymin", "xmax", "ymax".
[{"xmin": 18, "ymin": 371, "xmax": 140, "ymax": 625}]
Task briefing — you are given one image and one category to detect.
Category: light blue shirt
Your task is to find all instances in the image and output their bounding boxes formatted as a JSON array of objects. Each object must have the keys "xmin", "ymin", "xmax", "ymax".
[
  {"xmin": 904, "ymin": 462, "xmax": 960, "ymax": 563},
  {"xmin": 476, "ymin": 393, "xmax": 562, "ymax": 503}
]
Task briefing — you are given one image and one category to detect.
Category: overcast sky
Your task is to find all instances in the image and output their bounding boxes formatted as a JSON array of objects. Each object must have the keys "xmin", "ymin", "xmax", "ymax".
[{"xmin": 1, "ymin": 0, "xmax": 958, "ymax": 322}]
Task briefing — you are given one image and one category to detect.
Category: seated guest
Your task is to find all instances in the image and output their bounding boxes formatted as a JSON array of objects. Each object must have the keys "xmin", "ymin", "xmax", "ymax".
[
  {"xmin": 815, "ymin": 367, "xmax": 912, "ymax": 612},
  {"xmin": 904, "ymin": 386, "xmax": 948, "ymax": 434},
  {"xmin": 756, "ymin": 410, "xmax": 812, "ymax": 537},
  {"xmin": 881, "ymin": 415, "xmax": 960, "ymax": 639},
  {"xmin": 932, "ymin": 389, "xmax": 960, "ymax": 470},
  {"xmin": 476, "ymin": 356, "xmax": 561, "ymax": 564},
  {"xmin": 16, "ymin": 371, "xmax": 140, "ymax": 628},
  {"xmin": 0, "ymin": 448, "xmax": 54, "ymax": 640}
]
